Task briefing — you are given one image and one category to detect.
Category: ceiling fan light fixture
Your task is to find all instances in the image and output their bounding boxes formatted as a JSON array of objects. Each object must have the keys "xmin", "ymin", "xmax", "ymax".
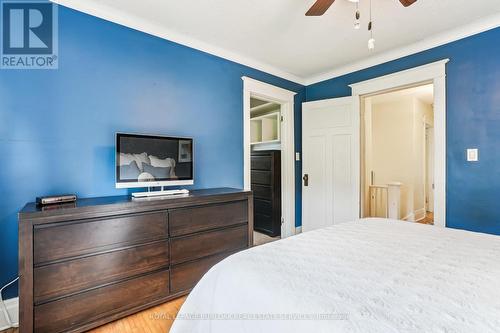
[
  {"xmin": 305, "ymin": 0, "xmax": 415, "ymax": 50},
  {"xmin": 368, "ymin": 38, "xmax": 375, "ymax": 51},
  {"xmin": 353, "ymin": 3, "xmax": 360, "ymax": 30}
]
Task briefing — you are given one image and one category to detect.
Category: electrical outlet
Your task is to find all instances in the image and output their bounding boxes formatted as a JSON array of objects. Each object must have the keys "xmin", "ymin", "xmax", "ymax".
[
  {"xmin": 467, "ymin": 148, "xmax": 478, "ymax": 162},
  {"xmin": 295, "ymin": 152, "xmax": 301, "ymax": 161}
]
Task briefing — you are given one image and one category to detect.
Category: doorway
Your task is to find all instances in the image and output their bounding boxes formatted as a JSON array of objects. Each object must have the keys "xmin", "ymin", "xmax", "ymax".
[
  {"xmin": 250, "ymin": 96, "xmax": 282, "ymax": 245},
  {"xmin": 361, "ymin": 84, "xmax": 435, "ymax": 225},
  {"xmin": 423, "ymin": 124, "xmax": 435, "ymax": 225},
  {"xmin": 301, "ymin": 60, "xmax": 448, "ymax": 231},
  {"xmin": 242, "ymin": 77, "xmax": 296, "ymax": 244}
]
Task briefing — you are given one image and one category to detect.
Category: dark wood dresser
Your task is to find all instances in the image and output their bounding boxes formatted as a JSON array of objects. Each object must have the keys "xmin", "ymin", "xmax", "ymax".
[
  {"xmin": 18, "ymin": 188, "xmax": 253, "ymax": 333},
  {"xmin": 251, "ymin": 150, "xmax": 281, "ymax": 237}
]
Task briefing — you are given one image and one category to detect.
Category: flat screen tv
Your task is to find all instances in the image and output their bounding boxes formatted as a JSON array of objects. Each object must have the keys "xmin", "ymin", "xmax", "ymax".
[{"xmin": 115, "ymin": 133, "xmax": 194, "ymax": 188}]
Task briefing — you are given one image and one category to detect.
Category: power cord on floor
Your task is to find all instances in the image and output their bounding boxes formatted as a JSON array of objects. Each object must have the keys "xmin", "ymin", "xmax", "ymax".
[{"xmin": 0, "ymin": 277, "xmax": 19, "ymax": 329}]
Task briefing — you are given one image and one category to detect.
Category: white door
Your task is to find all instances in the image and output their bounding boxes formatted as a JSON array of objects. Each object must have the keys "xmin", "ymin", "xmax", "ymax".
[{"xmin": 302, "ymin": 97, "xmax": 359, "ymax": 232}]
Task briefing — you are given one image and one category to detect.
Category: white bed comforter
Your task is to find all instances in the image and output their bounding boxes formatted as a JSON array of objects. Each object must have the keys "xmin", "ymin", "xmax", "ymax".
[{"xmin": 170, "ymin": 218, "xmax": 500, "ymax": 333}]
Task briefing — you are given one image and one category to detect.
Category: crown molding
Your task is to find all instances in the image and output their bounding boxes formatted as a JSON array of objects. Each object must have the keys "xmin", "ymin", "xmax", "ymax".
[
  {"xmin": 50, "ymin": 0, "xmax": 306, "ymax": 85},
  {"xmin": 305, "ymin": 13, "xmax": 500, "ymax": 85},
  {"xmin": 51, "ymin": 0, "xmax": 500, "ymax": 88}
]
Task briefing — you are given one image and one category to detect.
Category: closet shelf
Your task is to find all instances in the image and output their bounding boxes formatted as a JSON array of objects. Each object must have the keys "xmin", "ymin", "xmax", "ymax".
[
  {"xmin": 250, "ymin": 102, "xmax": 279, "ymax": 115},
  {"xmin": 251, "ymin": 139, "xmax": 280, "ymax": 145},
  {"xmin": 250, "ymin": 112, "xmax": 280, "ymax": 145}
]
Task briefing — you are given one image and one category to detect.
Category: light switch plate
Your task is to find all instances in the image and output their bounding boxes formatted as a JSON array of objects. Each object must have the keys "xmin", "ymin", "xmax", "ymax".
[
  {"xmin": 467, "ymin": 148, "xmax": 478, "ymax": 162},
  {"xmin": 295, "ymin": 152, "xmax": 301, "ymax": 161}
]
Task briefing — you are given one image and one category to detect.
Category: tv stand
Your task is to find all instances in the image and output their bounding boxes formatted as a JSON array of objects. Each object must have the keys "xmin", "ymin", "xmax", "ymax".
[{"xmin": 132, "ymin": 187, "xmax": 189, "ymax": 198}]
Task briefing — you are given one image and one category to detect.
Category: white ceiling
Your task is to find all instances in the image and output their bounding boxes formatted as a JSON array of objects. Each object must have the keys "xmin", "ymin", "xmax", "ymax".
[
  {"xmin": 371, "ymin": 84, "xmax": 434, "ymax": 105},
  {"xmin": 53, "ymin": 0, "xmax": 500, "ymax": 84}
]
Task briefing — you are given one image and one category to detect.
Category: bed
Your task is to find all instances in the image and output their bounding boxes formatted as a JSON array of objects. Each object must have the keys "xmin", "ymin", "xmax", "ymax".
[{"xmin": 170, "ymin": 218, "xmax": 500, "ymax": 333}]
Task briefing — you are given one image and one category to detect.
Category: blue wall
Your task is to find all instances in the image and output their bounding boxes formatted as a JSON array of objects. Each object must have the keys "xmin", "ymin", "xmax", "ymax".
[
  {"xmin": 306, "ymin": 27, "xmax": 500, "ymax": 236},
  {"xmin": 0, "ymin": 6, "xmax": 304, "ymax": 299},
  {"xmin": 2, "ymin": 3, "xmax": 500, "ymax": 301}
]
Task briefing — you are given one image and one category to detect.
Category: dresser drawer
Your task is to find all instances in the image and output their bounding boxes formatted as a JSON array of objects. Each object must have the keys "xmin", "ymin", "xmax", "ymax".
[
  {"xmin": 170, "ymin": 251, "xmax": 235, "ymax": 294},
  {"xmin": 34, "ymin": 240, "xmax": 169, "ymax": 304},
  {"xmin": 254, "ymin": 198, "xmax": 272, "ymax": 216},
  {"xmin": 255, "ymin": 212, "xmax": 273, "ymax": 228},
  {"xmin": 170, "ymin": 224, "xmax": 247, "ymax": 265},
  {"xmin": 169, "ymin": 201, "xmax": 247, "ymax": 236},
  {"xmin": 251, "ymin": 170, "xmax": 272, "ymax": 185},
  {"xmin": 34, "ymin": 269, "xmax": 169, "ymax": 333},
  {"xmin": 251, "ymin": 184, "xmax": 272, "ymax": 200},
  {"xmin": 34, "ymin": 212, "xmax": 168, "ymax": 264},
  {"xmin": 251, "ymin": 156, "xmax": 272, "ymax": 170}
]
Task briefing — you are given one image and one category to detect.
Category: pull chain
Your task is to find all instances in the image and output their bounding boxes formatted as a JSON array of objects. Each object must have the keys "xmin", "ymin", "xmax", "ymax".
[{"xmin": 368, "ymin": 0, "xmax": 375, "ymax": 50}]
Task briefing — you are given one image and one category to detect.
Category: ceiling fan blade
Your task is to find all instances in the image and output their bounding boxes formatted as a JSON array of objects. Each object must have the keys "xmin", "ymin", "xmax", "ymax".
[
  {"xmin": 399, "ymin": 0, "xmax": 417, "ymax": 7},
  {"xmin": 306, "ymin": 0, "xmax": 336, "ymax": 16}
]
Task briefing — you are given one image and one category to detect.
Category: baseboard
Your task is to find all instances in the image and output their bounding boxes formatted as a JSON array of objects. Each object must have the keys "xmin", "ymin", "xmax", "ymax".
[
  {"xmin": 0, "ymin": 297, "xmax": 19, "ymax": 330},
  {"xmin": 295, "ymin": 226, "xmax": 302, "ymax": 234},
  {"xmin": 414, "ymin": 208, "xmax": 427, "ymax": 221},
  {"xmin": 403, "ymin": 208, "xmax": 426, "ymax": 222},
  {"xmin": 402, "ymin": 212, "xmax": 415, "ymax": 222}
]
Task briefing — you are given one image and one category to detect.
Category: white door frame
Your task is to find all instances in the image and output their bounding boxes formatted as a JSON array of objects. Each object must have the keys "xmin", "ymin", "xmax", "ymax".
[
  {"xmin": 425, "ymin": 123, "xmax": 435, "ymax": 213},
  {"xmin": 242, "ymin": 76, "xmax": 296, "ymax": 238},
  {"xmin": 350, "ymin": 59, "xmax": 449, "ymax": 228}
]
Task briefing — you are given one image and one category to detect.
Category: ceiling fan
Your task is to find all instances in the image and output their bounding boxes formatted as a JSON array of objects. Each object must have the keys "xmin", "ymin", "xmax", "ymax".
[
  {"xmin": 306, "ymin": 0, "xmax": 417, "ymax": 16},
  {"xmin": 306, "ymin": 0, "xmax": 418, "ymax": 51}
]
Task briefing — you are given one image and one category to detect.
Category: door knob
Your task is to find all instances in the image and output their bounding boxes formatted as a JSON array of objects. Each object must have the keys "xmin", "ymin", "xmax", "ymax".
[{"xmin": 303, "ymin": 174, "xmax": 309, "ymax": 186}]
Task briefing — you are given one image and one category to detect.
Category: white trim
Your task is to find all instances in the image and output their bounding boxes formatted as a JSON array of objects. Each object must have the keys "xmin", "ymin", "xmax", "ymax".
[
  {"xmin": 351, "ymin": 59, "xmax": 448, "ymax": 228},
  {"xmin": 0, "ymin": 297, "xmax": 18, "ymax": 330},
  {"xmin": 349, "ymin": 60, "xmax": 448, "ymax": 94},
  {"xmin": 242, "ymin": 77, "xmax": 296, "ymax": 238},
  {"xmin": 414, "ymin": 208, "xmax": 427, "ymax": 221},
  {"xmin": 403, "ymin": 208, "xmax": 426, "ymax": 222},
  {"xmin": 50, "ymin": 0, "xmax": 304, "ymax": 85},
  {"xmin": 402, "ymin": 212, "xmax": 415, "ymax": 222},
  {"xmin": 51, "ymin": 1, "xmax": 500, "ymax": 86},
  {"xmin": 306, "ymin": 13, "xmax": 500, "ymax": 85}
]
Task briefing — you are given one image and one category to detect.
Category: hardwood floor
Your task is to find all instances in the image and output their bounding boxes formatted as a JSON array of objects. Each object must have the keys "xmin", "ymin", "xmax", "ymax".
[
  {"xmin": 417, "ymin": 211, "xmax": 434, "ymax": 225},
  {"xmin": 0, "ymin": 296, "xmax": 187, "ymax": 333},
  {"xmin": 253, "ymin": 231, "xmax": 280, "ymax": 246},
  {"xmin": 90, "ymin": 296, "xmax": 186, "ymax": 333},
  {"xmin": 0, "ymin": 328, "xmax": 17, "ymax": 333}
]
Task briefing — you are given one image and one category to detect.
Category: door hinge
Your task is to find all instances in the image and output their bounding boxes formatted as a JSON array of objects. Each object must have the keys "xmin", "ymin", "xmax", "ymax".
[
  {"xmin": 280, "ymin": 115, "xmax": 284, "ymax": 122},
  {"xmin": 281, "ymin": 217, "xmax": 284, "ymax": 225}
]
